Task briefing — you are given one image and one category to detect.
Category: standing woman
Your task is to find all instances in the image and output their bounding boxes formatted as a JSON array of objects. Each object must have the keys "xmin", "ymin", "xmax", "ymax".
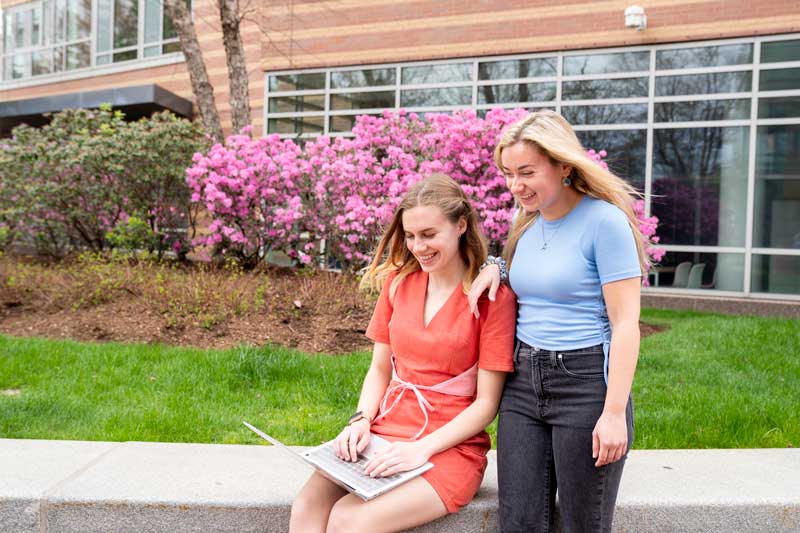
[{"xmin": 468, "ymin": 110, "xmax": 648, "ymax": 533}]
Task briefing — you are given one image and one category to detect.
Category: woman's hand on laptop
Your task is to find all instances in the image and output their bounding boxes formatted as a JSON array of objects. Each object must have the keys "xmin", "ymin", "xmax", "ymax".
[
  {"xmin": 334, "ymin": 419, "xmax": 371, "ymax": 462},
  {"xmin": 363, "ymin": 441, "xmax": 432, "ymax": 478}
]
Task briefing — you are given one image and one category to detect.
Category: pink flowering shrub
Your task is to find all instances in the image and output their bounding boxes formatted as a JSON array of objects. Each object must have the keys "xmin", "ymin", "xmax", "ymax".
[{"xmin": 188, "ymin": 109, "xmax": 663, "ymax": 271}]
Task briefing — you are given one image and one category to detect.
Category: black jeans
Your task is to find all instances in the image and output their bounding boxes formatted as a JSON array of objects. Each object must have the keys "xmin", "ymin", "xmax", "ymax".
[{"xmin": 497, "ymin": 339, "xmax": 634, "ymax": 533}]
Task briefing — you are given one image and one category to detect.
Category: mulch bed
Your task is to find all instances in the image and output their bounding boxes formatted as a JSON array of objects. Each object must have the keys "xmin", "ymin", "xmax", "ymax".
[{"xmin": 0, "ymin": 267, "xmax": 666, "ymax": 354}]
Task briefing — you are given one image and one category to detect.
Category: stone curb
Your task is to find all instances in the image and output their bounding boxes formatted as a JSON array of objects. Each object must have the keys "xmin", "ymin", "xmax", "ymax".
[{"xmin": 1, "ymin": 439, "xmax": 798, "ymax": 532}]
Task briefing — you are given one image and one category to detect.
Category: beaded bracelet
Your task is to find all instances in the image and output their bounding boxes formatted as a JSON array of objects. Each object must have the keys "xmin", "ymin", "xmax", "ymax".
[{"xmin": 480, "ymin": 255, "xmax": 508, "ymax": 283}]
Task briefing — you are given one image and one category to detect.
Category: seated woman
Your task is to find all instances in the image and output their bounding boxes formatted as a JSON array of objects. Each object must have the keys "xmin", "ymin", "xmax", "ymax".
[{"xmin": 290, "ymin": 173, "xmax": 517, "ymax": 533}]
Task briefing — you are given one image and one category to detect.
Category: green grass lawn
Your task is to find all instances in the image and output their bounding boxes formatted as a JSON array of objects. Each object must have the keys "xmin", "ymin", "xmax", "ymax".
[{"xmin": 0, "ymin": 309, "xmax": 797, "ymax": 448}]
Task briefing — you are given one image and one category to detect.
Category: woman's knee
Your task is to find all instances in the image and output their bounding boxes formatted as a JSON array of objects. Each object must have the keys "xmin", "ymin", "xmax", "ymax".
[{"xmin": 326, "ymin": 500, "xmax": 369, "ymax": 533}]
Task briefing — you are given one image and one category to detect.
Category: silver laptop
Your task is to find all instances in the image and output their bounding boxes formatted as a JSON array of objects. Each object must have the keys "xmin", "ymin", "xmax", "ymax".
[{"xmin": 243, "ymin": 421, "xmax": 433, "ymax": 501}]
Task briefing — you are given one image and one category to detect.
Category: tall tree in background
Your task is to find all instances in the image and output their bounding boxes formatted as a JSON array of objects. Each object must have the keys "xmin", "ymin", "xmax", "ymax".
[
  {"xmin": 219, "ymin": 0, "xmax": 251, "ymax": 133},
  {"xmin": 163, "ymin": 0, "xmax": 224, "ymax": 141}
]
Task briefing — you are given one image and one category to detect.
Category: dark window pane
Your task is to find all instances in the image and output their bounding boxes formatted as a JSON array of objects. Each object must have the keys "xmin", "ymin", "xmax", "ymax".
[
  {"xmin": 400, "ymin": 87, "xmax": 471, "ymax": 107},
  {"xmin": 650, "ymin": 252, "xmax": 744, "ymax": 292},
  {"xmin": 66, "ymin": 41, "xmax": 90, "ymax": 70},
  {"xmin": 162, "ymin": 41, "xmax": 181, "ymax": 54},
  {"xmin": 754, "ymin": 125, "xmax": 800, "ymax": 249},
  {"xmin": 562, "ymin": 77, "xmax": 648, "ymax": 99},
  {"xmin": 331, "ymin": 68, "xmax": 395, "ymax": 88},
  {"xmin": 759, "ymin": 68, "xmax": 800, "ymax": 91},
  {"xmin": 113, "ymin": 49, "xmax": 137, "ymax": 62},
  {"xmin": 761, "ymin": 39, "xmax": 800, "ymax": 64},
  {"xmin": 478, "ymin": 58, "xmax": 556, "ymax": 80},
  {"xmin": 575, "ymin": 129, "xmax": 646, "ymax": 190},
  {"xmin": 655, "ymin": 99, "xmax": 750, "ymax": 122},
  {"xmin": 759, "ymin": 96, "xmax": 800, "ymax": 119},
  {"xmin": 163, "ymin": 0, "xmax": 188, "ymax": 40},
  {"xmin": 329, "ymin": 114, "xmax": 380, "ymax": 133},
  {"xmin": 656, "ymin": 44, "xmax": 752, "ymax": 70},
  {"xmin": 564, "ymin": 51, "xmax": 649, "ymax": 75},
  {"xmin": 751, "ymin": 255, "xmax": 800, "ymax": 295},
  {"xmin": 267, "ymin": 116, "xmax": 324, "ymax": 135},
  {"xmin": 269, "ymin": 73, "xmax": 325, "ymax": 92},
  {"xmin": 401, "ymin": 63, "xmax": 471, "ymax": 84},
  {"xmin": 478, "ymin": 82, "xmax": 555, "ymax": 104},
  {"xmin": 652, "ymin": 127, "xmax": 749, "ymax": 247},
  {"xmin": 655, "ymin": 72, "xmax": 751, "ymax": 96},
  {"xmin": 113, "ymin": 0, "xmax": 138, "ymax": 48},
  {"xmin": 268, "ymin": 94, "xmax": 325, "ymax": 113},
  {"xmin": 331, "ymin": 90, "xmax": 394, "ymax": 111},
  {"xmin": 562, "ymin": 103, "xmax": 647, "ymax": 125}
]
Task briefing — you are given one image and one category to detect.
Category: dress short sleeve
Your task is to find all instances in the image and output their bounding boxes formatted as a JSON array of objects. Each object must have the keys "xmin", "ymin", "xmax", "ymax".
[
  {"xmin": 365, "ymin": 272, "xmax": 396, "ymax": 344},
  {"xmin": 477, "ymin": 285, "xmax": 517, "ymax": 372},
  {"xmin": 595, "ymin": 208, "xmax": 642, "ymax": 285}
]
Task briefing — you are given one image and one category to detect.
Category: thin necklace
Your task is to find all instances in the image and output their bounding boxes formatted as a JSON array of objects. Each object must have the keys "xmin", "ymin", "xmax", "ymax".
[{"xmin": 540, "ymin": 195, "xmax": 580, "ymax": 251}]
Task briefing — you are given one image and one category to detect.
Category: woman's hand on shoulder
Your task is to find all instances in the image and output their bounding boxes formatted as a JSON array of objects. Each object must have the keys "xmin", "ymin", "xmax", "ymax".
[
  {"xmin": 334, "ymin": 418, "xmax": 371, "ymax": 462},
  {"xmin": 363, "ymin": 440, "xmax": 433, "ymax": 478},
  {"xmin": 468, "ymin": 264, "xmax": 501, "ymax": 319}
]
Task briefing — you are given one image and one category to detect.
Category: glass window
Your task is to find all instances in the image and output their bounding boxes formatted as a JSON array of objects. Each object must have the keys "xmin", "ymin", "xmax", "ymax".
[
  {"xmin": 562, "ymin": 103, "xmax": 647, "ymax": 125},
  {"xmin": 66, "ymin": 0, "xmax": 91, "ymax": 41},
  {"xmin": 652, "ymin": 127, "xmax": 749, "ymax": 247},
  {"xmin": 751, "ymin": 255, "xmax": 800, "ymax": 295},
  {"xmin": 144, "ymin": 0, "xmax": 161, "ymax": 44},
  {"xmin": 758, "ymin": 97, "xmax": 800, "ymax": 119},
  {"xmin": 400, "ymin": 86, "xmax": 471, "ymax": 107},
  {"xmin": 564, "ymin": 51, "xmax": 649, "ymax": 75},
  {"xmin": 32, "ymin": 49, "xmax": 51, "ymax": 75},
  {"xmin": 754, "ymin": 125, "xmax": 800, "ymax": 249},
  {"xmin": 478, "ymin": 57, "xmax": 556, "ymax": 80},
  {"xmin": 656, "ymin": 43, "xmax": 752, "ymax": 70},
  {"xmin": 655, "ymin": 99, "xmax": 750, "ymax": 122},
  {"xmin": 162, "ymin": 41, "xmax": 180, "ymax": 54},
  {"xmin": 401, "ymin": 63, "xmax": 471, "ymax": 84},
  {"xmin": 759, "ymin": 68, "xmax": 800, "ymax": 92},
  {"xmin": 562, "ymin": 77, "xmax": 648, "ymax": 99},
  {"xmin": 113, "ymin": 49, "xmax": 136, "ymax": 62},
  {"xmin": 97, "ymin": 0, "xmax": 112, "ymax": 53},
  {"xmin": 575, "ymin": 130, "xmax": 646, "ymax": 190},
  {"xmin": 761, "ymin": 39, "xmax": 800, "ymax": 64},
  {"xmin": 269, "ymin": 73, "xmax": 325, "ymax": 92},
  {"xmin": 330, "ymin": 68, "xmax": 395, "ymax": 88},
  {"xmin": 268, "ymin": 94, "xmax": 325, "ymax": 113},
  {"xmin": 650, "ymin": 252, "xmax": 744, "ymax": 292},
  {"xmin": 330, "ymin": 90, "xmax": 395, "ymax": 111},
  {"xmin": 655, "ymin": 72, "xmax": 751, "ymax": 96},
  {"xmin": 66, "ymin": 41, "xmax": 89, "ymax": 69},
  {"xmin": 329, "ymin": 114, "xmax": 380, "ymax": 133},
  {"xmin": 113, "ymin": 0, "xmax": 138, "ymax": 49},
  {"xmin": 477, "ymin": 82, "xmax": 555, "ymax": 105},
  {"xmin": 267, "ymin": 116, "xmax": 324, "ymax": 135}
]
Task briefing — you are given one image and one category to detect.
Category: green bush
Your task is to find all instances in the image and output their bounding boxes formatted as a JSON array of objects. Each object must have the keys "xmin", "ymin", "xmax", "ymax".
[{"xmin": 0, "ymin": 105, "xmax": 208, "ymax": 257}]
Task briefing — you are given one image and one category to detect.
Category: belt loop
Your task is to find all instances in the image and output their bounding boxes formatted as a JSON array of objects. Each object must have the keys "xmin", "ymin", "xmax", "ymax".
[
  {"xmin": 550, "ymin": 351, "xmax": 558, "ymax": 368},
  {"xmin": 513, "ymin": 340, "xmax": 521, "ymax": 365}
]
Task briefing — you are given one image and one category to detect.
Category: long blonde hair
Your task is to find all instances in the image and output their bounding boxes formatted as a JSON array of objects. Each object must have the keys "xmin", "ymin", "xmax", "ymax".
[
  {"xmin": 496, "ymin": 110, "xmax": 649, "ymax": 272},
  {"xmin": 360, "ymin": 173, "xmax": 488, "ymax": 297}
]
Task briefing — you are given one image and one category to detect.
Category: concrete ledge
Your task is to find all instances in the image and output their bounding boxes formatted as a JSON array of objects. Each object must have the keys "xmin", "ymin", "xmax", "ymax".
[
  {"xmin": 642, "ymin": 292, "xmax": 800, "ymax": 318},
  {"xmin": 1, "ymin": 439, "xmax": 798, "ymax": 532}
]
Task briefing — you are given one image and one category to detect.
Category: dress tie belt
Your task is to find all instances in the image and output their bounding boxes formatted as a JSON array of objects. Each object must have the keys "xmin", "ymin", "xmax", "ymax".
[{"xmin": 373, "ymin": 355, "xmax": 478, "ymax": 440}]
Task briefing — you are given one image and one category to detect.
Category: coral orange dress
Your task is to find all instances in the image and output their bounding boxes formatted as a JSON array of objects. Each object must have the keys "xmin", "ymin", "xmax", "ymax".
[{"xmin": 365, "ymin": 270, "xmax": 516, "ymax": 512}]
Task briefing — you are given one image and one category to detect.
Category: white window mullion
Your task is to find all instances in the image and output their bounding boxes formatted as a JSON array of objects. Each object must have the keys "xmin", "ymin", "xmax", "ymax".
[
  {"xmin": 744, "ymin": 42, "xmax": 761, "ymax": 296},
  {"xmin": 645, "ymin": 48, "xmax": 655, "ymax": 217}
]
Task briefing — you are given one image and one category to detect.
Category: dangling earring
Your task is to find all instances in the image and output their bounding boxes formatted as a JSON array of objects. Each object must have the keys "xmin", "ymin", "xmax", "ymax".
[{"xmin": 562, "ymin": 176, "xmax": 572, "ymax": 187}]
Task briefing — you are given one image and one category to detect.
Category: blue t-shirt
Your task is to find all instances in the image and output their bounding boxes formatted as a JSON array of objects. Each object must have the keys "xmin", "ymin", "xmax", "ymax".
[{"xmin": 509, "ymin": 196, "xmax": 641, "ymax": 353}]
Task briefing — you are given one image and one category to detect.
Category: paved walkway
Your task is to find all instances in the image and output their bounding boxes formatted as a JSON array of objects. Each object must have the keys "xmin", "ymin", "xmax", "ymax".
[{"xmin": 1, "ymin": 438, "xmax": 799, "ymax": 532}]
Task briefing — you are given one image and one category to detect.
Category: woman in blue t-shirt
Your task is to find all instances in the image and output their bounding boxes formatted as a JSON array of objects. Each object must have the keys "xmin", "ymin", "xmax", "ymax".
[{"xmin": 468, "ymin": 110, "xmax": 648, "ymax": 533}]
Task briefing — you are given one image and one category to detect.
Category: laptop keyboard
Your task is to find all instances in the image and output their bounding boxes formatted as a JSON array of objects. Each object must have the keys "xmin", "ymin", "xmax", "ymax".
[{"xmin": 308, "ymin": 444, "xmax": 404, "ymax": 492}]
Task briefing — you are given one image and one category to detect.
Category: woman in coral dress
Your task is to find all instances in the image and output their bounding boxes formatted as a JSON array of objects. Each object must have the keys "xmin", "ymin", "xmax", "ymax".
[{"xmin": 290, "ymin": 173, "xmax": 517, "ymax": 533}]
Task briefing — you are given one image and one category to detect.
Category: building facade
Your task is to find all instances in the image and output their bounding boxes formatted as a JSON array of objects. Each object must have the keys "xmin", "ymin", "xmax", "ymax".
[{"xmin": 2, "ymin": 0, "xmax": 799, "ymax": 299}]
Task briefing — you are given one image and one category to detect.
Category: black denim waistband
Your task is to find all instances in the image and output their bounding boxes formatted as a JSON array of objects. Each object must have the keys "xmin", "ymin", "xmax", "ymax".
[{"xmin": 514, "ymin": 338, "xmax": 603, "ymax": 364}]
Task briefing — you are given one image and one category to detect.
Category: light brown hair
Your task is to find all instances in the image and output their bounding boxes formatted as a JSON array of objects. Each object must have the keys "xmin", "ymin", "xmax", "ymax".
[{"xmin": 495, "ymin": 110, "xmax": 649, "ymax": 272}]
